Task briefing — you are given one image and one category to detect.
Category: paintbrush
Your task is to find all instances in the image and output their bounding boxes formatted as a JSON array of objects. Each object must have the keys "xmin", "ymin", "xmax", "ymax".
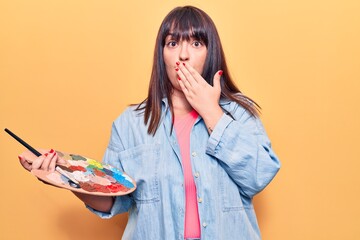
[{"xmin": 4, "ymin": 128, "xmax": 80, "ymax": 188}]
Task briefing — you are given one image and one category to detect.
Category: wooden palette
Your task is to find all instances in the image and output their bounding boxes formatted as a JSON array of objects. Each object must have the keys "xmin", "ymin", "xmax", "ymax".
[{"xmin": 31, "ymin": 151, "xmax": 136, "ymax": 196}]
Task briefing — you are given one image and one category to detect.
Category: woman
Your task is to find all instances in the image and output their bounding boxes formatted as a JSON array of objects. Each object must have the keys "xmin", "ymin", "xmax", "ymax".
[{"xmin": 19, "ymin": 6, "xmax": 280, "ymax": 240}]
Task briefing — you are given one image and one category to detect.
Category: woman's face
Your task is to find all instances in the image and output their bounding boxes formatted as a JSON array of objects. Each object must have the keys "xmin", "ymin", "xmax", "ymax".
[{"xmin": 163, "ymin": 34, "xmax": 207, "ymax": 92}]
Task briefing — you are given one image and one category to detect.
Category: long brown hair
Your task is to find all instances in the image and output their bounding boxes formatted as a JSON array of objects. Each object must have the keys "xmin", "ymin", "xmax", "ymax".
[{"xmin": 136, "ymin": 6, "xmax": 260, "ymax": 135}]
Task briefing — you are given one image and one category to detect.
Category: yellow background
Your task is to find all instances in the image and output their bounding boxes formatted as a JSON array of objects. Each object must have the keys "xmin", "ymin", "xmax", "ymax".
[{"xmin": 1, "ymin": 0, "xmax": 359, "ymax": 239}]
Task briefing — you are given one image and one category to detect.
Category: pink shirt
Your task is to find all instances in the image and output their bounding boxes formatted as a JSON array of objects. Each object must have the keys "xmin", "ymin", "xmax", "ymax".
[{"xmin": 174, "ymin": 110, "xmax": 201, "ymax": 238}]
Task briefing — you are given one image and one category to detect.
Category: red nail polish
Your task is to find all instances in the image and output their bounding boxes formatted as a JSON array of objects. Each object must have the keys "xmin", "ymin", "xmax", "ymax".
[
  {"xmin": 50, "ymin": 149, "xmax": 54, "ymax": 153},
  {"xmin": 44, "ymin": 153, "xmax": 49, "ymax": 157},
  {"xmin": 18, "ymin": 156, "xmax": 22, "ymax": 161},
  {"xmin": 175, "ymin": 68, "xmax": 179, "ymax": 71},
  {"xmin": 178, "ymin": 76, "xmax": 181, "ymax": 80},
  {"xmin": 176, "ymin": 62, "xmax": 180, "ymax": 66},
  {"xmin": 219, "ymin": 70, "xmax": 223, "ymax": 76},
  {"xmin": 183, "ymin": 62, "xmax": 186, "ymax": 66}
]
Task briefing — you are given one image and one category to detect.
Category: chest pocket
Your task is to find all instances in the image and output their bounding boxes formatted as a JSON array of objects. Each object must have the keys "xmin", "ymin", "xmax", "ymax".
[
  {"xmin": 219, "ymin": 168, "xmax": 245, "ymax": 212},
  {"xmin": 119, "ymin": 144, "xmax": 160, "ymax": 204}
]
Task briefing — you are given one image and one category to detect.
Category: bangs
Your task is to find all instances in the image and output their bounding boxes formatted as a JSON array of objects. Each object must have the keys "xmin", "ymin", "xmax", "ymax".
[{"xmin": 161, "ymin": 7, "xmax": 209, "ymax": 46}]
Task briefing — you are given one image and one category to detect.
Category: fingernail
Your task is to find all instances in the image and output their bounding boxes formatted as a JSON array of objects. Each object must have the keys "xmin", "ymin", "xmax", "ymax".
[
  {"xmin": 50, "ymin": 149, "xmax": 54, "ymax": 153},
  {"xmin": 219, "ymin": 70, "xmax": 223, "ymax": 76},
  {"xmin": 18, "ymin": 155, "xmax": 22, "ymax": 161},
  {"xmin": 175, "ymin": 68, "xmax": 179, "ymax": 71},
  {"xmin": 177, "ymin": 76, "xmax": 181, "ymax": 80},
  {"xmin": 44, "ymin": 153, "xmax": 49, "ymax": 157},
  {"xmin": 176, "ymin": 62, "xmax": 180, "ymax": 66},
  {"xmin": 183, "ymin": 62, "xmax": 186, "ymax": 66}
]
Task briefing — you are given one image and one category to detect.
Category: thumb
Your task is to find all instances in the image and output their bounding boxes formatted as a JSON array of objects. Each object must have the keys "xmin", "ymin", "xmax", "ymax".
[
  {"xmin": 19, "ymin": 155, "xmax": 32, "ymax": 171},
  {"xmin": 57, "ymin": 156, "xmax": 67, "ymax": 165},
  {"xmin": 213, "ymin": 70, "xmax": 223, "ymax": 90}
]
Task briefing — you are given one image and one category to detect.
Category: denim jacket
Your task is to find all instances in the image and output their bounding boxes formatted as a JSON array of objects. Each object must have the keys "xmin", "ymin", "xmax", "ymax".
[{"xmin": 88, "ymin": 98, "xmax": 281, "ymax": 240}]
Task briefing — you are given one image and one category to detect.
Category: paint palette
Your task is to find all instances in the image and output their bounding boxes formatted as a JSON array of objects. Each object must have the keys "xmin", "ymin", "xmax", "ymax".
[{"xmin": 31, "ymin": 151, "xmax": 136, "ymax": 196}]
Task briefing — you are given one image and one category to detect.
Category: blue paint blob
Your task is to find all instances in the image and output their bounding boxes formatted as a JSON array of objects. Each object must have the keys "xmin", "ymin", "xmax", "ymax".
[{"xmin": 112, "ymin": 172, "xmax": 134, "ymax": 188}]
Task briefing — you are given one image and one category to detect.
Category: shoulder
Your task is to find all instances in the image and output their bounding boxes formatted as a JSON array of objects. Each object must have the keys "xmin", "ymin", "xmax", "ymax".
[
  {"xmin": 113, "ymin": 105, "xmax": 145, "ymax": 128},
  {"xmin": 220, "ymin": 98, "xmax": 248, "ymax": 120},
  {"xmin": 221, "ymin": 97, "xmax": 265, "ymax": 133}
]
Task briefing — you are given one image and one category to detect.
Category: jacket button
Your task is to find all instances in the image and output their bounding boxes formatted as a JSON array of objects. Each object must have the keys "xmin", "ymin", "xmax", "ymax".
[{"xmin": 202, "ymin": 222, "xmax": 207, "ymax": 228}]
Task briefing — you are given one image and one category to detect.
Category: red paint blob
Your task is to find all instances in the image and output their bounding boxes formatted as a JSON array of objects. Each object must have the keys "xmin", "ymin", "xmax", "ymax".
[
  {"xmin": 69, "ymin": 165, "xmax": 87, "ymax": 172},
  {"xmin": 93, "ymin": 168, "xmax": 106, "ymax": 177},
  {"xmin": 79, "ymin": 182, "xmax": 111, "ymax": 193},
  {"xmin": 107, "ymin": 183, "xmax": 128, "ymax": 193}
]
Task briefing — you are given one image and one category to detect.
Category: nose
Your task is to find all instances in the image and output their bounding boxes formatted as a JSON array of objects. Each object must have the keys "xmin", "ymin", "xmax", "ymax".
[{"xmin": 179, "ymin": 42, "xmax": 189, "ymax": 62}]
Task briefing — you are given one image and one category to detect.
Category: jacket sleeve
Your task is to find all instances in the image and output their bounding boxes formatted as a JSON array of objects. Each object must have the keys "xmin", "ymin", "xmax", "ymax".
[
  {"xmin": 206, "ymin": 104, "xmax": 281, "ymax": 199},
  {"xmin": 86, "ymin": 118, "xmax": 133, "ymax": 218}
]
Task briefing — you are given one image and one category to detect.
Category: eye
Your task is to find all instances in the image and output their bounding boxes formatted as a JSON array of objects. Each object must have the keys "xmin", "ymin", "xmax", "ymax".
[
  {"xmin": 192, "ymin": 41, "xmax": 203, "ymax": 48},
  {"xmin": 166, "ymin": 41, "xmax": 178, "ymax": 48}
]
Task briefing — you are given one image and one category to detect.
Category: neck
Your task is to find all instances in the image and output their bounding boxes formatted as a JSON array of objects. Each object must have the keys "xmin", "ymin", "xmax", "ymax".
[{"xmin": 171, "ymin": 91, "xmax": 193, "ymax": 117}]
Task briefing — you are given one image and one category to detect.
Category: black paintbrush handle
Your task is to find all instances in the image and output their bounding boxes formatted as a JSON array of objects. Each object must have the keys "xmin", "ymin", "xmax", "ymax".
[{"xmin": 4, "ymin": 128, "xmax": 42, "ymax": 157}]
